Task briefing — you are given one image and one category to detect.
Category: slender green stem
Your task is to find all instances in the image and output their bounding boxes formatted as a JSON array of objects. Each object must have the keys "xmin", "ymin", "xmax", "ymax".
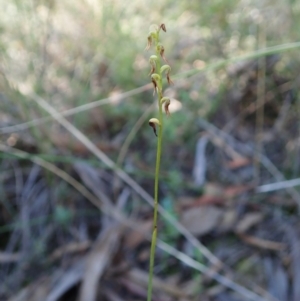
[{"xmin": 147, "ymin": 30, "xmax": 164, "ymax": 301}]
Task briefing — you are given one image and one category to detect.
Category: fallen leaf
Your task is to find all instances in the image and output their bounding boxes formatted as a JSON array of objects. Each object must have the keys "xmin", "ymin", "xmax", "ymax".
[
  {"xmin": 235, "ymin": 212, "xmax": 264, "ymax": 234},
  {"xmin": 124, "ymin": 220, "xmax": 152, "ymax": 249},
  {"xmin": 217, "ymin": 209, "xmax": 238, "ymax": 232},
  {"xmin": 179, "ymin": 195, "xmax": 226, "ymax": 209},
  {"xmin": 226, "ymin": 157, "xmax": 251, "ymax": 169},
  {"xmin": 238, "ymin": 234, "xmax": 286, "ymax": 251},
  {"xmin": 180, "ymin": 205, "xmax": 223, "ymax": 236},
  {"xmin": 224, "ymin": 185, "xmax": 253, "ymax": 198},
  {"xmin": 205, "ymin": 183, "xmax": 224, "ymax": 197}
]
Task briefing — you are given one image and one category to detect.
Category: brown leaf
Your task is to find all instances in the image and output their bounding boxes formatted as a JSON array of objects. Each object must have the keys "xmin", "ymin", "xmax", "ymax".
[
  {"xmin": 205, "ymin": 182, "xmax": 224, "ymax": 196},
  {"xmin": 238, "ymin": 234, "xmax": 286, "ymax": 251},
  {"xmin": 179, "ymin": 196, "xmax": 226, "ymax": 209},
  {"xmin": 235, "ymin": 212, "xmax": 264, "ymax": 234},
  {"xmin": 124, "ymin": 220, "xmax": 152, "ymax": 249},
  {"xmin": 180, "ymin": 205, "xmax": 222, "ymax": 236},
  {"xmin": 226, "ymin": 157, "xmax": 251, "ymax": 169},
  {"xmin": 224, "ymin": 184, "xmax": 253, "ymax": 198},
  {"xmin": 217, "ymin": 209, "xmax": 238, "ymax": 232}
]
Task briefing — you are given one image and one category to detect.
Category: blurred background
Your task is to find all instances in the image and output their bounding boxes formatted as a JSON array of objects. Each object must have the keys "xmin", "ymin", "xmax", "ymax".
[{"xmin": 1, "ymin": 0, "xmax": 300, "ymax": 300}]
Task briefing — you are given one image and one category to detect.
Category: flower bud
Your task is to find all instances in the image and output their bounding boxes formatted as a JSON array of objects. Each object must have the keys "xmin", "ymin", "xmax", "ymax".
[
  {"xmin": 157, "ymin": 43, "xmax": 168, "ymax": 63},
  {"xmin": 160, "ymin": 65, "xmax": 170, "ymax": 73},
  {"xmin": 149, "ymin": 55, "xmax": 158, "ymax": 75},
  {"xmin": 161, "ymin": 97, "xmax": 171, "ymax": 116},
  {"xmin": 151, "ymin": 73, "xmax": 161, "ymax": 94},
  {"xmin": 146, "ymin": 35, "xmax": 152, "ymax": 50},
  {"xmin": 151, "ymin": 73, "xmax": 161, "ymax": 82},
  {"xmin": 148, "ymin": 118, "xmax": 161, "ymax": 137},
  {"xmin": 160, "ymin": 65, "xmax": 173, "ymax": 85},
  {"xmin": 146, "ymin": 30, "xmax": 157, "ymax": 50}
]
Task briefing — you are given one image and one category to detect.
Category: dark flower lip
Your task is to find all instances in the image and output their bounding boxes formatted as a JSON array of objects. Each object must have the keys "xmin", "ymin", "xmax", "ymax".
[
  {"xmin": 160, "ymin": 24, "xmax": 167, "ymax": 32},
  {"xmin": 146, "ymin": 36, "xmax": 152, "ymax": 50},
  {"xmin": 148, "ymin": 118, "xmax": 160, "ymax": 137}
]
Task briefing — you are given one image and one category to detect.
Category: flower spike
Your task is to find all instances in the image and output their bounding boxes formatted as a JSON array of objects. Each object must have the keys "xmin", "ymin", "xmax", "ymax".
[{"xmin": 145, "ymin": 23, "xmax": 175, "ymax": 301}]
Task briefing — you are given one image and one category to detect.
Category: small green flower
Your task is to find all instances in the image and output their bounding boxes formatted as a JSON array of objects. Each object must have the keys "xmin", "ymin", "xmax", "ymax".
[
  {"xmin": 157, "ymin": 43, "xmax": 168, "ymax": 63},
  {"xmin": 160, "ymin": 65, "xmax": 173, "ymax": 85},
  {"xmin": 151, "ymin": 73, "xmax": 162, "ymax": 94},
  {"xmin": 148, "ymin": 118, "xmax": 161, "ymax": 136},
  {"xmin": 161, "ymin": 97, "xmax": 171, "ymax": 116},
  {"xmin": 149, "ymin": 55, "xmax": 158, "ymax": 75}
]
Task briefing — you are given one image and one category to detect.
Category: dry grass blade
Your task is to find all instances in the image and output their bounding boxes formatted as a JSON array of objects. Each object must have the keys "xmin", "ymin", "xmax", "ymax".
[
  {"xmin": 237, "ymin": 234, "xmax": 286, "ymax": 251},
  {"xmin": 157, "ymin": 240, "xmax": 277, "ymax": 301},
  {"xmin": 0, "ymin": 252, "xmax": 20, "ymax": 263},
  {"xmin": 49, "ymin": 241, "xmax": 91, "ymax": 263},
  {"xmin": 193, "ymin": 135, "xmax": 209, "ymax": 186},
  {"xmin": 79, "ymin": 225, "xmax": 122, "ymax": 301},
  {"xmin": 282, "ymin": 224, "xmax": 300, "ymax": 301},
  {"xmin": 102, "ymin": 288, "xmax": 124, "ymax": 301},
  {"xmin": 113, "ymin": 102, "xmax": 155, "ymax": 195},
  {"xmin": 257, "ymin": 178, "xmax": 300, "ymax": 193},
  {"xmin": 7, "ymin": 262, "xmax": 84, "ymax": 301},
  {"xmin": 45, "ymin": 262, "xmax": 84, "ymax": 301},
  {"xmin": 123, "ymin": 268, "xmax": 188, "ymax": 299},
  {"xmin": 0, "ymin": 143, "xmax": 105, "ymax": 211},
  {"xmin": 254, "ymin": 26, "xmax": 266, "ymax": 183},
  {"xmin": 74, "ymin": 162, "xmax": 113, "ymax": 207},
  {"xmin": 0, "ymin": 84, "xmax": 151, "ymax": 134},
  {"xmin": 264, "ymin": 258, "xmax": 288, "ymax": 301}
]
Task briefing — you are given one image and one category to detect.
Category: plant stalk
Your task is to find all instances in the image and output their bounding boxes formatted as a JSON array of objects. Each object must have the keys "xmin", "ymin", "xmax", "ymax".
[{"xmin": 147, "ymin": 31, "xmax": 164, "ymax": 301}]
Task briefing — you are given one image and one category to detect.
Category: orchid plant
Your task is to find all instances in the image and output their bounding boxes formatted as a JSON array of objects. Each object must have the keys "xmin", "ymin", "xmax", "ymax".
[{"xmin": 146, "ymin": 23, "xmax": 173, "ymax": 301}]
